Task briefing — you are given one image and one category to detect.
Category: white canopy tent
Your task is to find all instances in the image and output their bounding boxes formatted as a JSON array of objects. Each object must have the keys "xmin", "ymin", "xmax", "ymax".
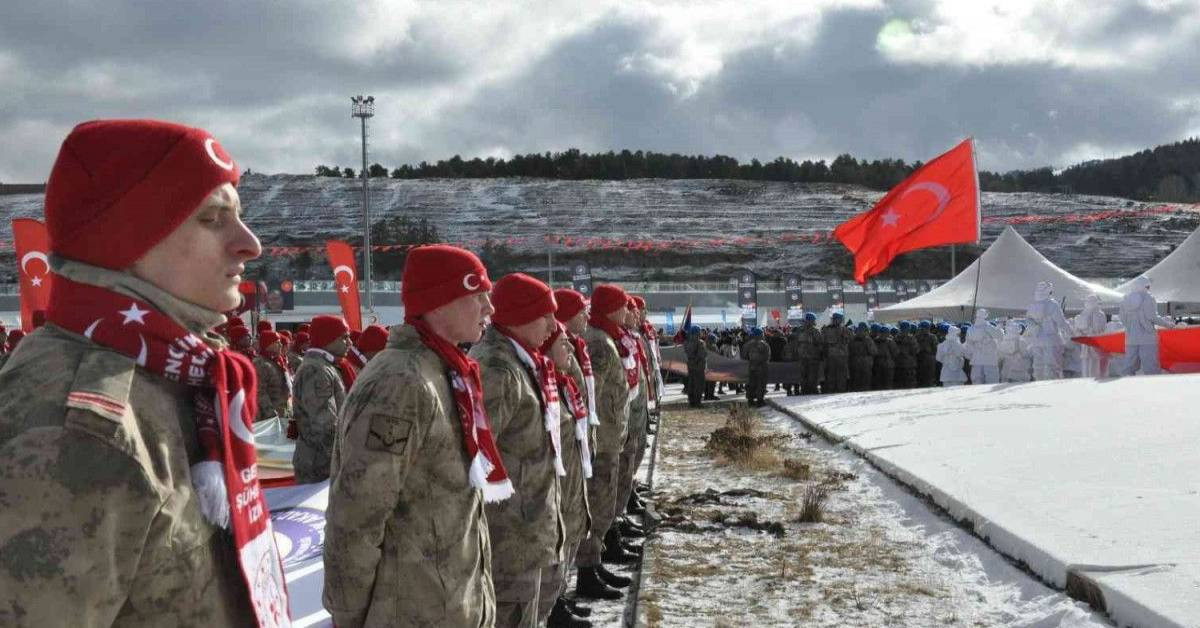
[
  {"xmin": 873, "ymin": 226, "xmax": 1124, "ymax": 323},
  {"xmin": 1117, "ymin": 226, "xmax": 1200, "ymax": 313}
]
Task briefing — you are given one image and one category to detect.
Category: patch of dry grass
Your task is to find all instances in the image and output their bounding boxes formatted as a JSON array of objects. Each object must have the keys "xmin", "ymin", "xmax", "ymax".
[{"xmin": 798, "ymin": 484, "xmax": 832, "ymax": 523}]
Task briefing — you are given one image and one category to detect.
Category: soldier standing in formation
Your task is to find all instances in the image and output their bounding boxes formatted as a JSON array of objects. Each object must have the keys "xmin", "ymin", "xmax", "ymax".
[
  {"xmin": 821, "ymin": 313, "xmax": 851, "ymax": 393},
  {"xmin": 742, "ymin": 327, "xmax": 771, "ymax": 406},
  {"xmin": 895, "ymin": 322, "xmax": 920, "ymax": 388},
  {"xmin": 848, "ymin": 322, "xmax": 877, "ymax": 391},
  {"xmin": 253, "ymin": 330, "xmax": 292, "ymax": 422},
  {"xmin": 797, "ymin": 312, "xmax": 823, "ymax": 394},
  {"xmin": 782, "ymin": 328, "xmax": 802, "ymax": 395},
  {"xmin": 915, "ymin": 321, "xmax": 939, "ymax": 387},
  {"xmin": 470, "ymin": 273, "xmax": 565, "ymax": 628},
  {"xmin": 292, "ymin": 314, "xmax": 350, "ymax": 483},
  {"xmin": 323, "ymin": 244, "xmax": 503, "ymax": 627},
  {"xmin": 683, "ymin": 325, "xmax": 707, "ymax": 407},
  {"xmin": 0, "ymin": 119, "xmax": 287, "ymax": 625}
]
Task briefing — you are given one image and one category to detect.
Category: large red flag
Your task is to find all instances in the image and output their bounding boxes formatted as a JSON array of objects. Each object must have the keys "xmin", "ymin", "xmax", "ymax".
[
  {"xmin": 12, "ymin": 218, "xmax": 52, "ymax": 331},
  {"xmin": 1073, "ymin": 328, "xmax": 1200, "ymax": 373},
  {"xmin": 834, "ymin": 139, "xmax": 981, "ymax": 284},
  {"xmin": 325, "ymin": 240, "xmax": 363, "ymax": 331}
]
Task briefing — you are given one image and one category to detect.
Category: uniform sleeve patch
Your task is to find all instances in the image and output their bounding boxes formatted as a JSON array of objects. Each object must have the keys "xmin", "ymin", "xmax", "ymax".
[
  {"xmin": 366, "ymin": 413, "xmax": 414, "ymax": 456},
  {"xmin": 66, "ymin": 391, "xmax": 127, "ymax": 423}
]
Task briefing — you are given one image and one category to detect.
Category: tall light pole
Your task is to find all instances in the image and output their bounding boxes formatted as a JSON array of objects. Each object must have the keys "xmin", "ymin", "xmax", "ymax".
[{"xmin": 351, "ymin": 94, "xmax": 375, "ymax": 312}]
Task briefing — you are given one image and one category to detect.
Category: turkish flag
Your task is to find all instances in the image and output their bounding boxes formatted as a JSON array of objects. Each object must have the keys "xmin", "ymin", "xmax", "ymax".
[
  {"xmin": 325, "ymin": 240, "xmax": 363, "ymax": 331},
  {"xmin": 1073, "ymin": 328, "xmax": 1200, "ymax": 373},
  {"xmin": 12, "ymin": 219, "xmax": 52, "ymax": 331},
  {"xmin": 834, "ymin": 139, "xmax": 981, "ymax": 284}
]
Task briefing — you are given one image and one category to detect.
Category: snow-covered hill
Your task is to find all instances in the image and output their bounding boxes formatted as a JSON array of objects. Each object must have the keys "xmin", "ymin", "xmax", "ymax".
[{"xmin": 2, "ymin": 175, "xmax": 1195, "ymax": 282}]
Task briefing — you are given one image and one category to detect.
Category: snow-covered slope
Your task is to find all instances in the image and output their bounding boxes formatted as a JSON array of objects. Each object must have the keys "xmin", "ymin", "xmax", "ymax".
[
  {"xmin": 776, "ymin": 376, "xmax": 1200, "ymax": 628},
  {"xmin": 2, "ymin": 175, "xmax": 1195, "ymax": 281}
]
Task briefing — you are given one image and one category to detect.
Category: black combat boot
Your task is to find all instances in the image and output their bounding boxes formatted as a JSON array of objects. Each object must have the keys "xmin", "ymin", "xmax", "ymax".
[
  {"xmin": 626, "ymin": 493, "xmax": 647, "ymax": 516},
  {"xmin": 596, "ymin": 562, "xmax": 632, "ymax": 588},
  {"xmin": 548, "ymin": 597, "xmax": 592, "ymax": 628},
  {"xmin": 619, "ymin": 517, "xmax": 645, "ymax": 538},
  {"xmin": 602, "ymin": 528, "xmax": 640, "ymax": 564},
  {"xmin": 563, "ymin": 596, "xmax": 592, "ymax": 618},
  {"xmin": 575, "ymin": 566, "xmax": 622, "ymax": 600}
]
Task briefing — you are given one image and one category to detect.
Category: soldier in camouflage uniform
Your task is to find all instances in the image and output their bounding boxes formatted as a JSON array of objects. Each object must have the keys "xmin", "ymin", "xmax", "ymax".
[
  {"xmin": 683, "ymin": 326, "xmax": 707, "ymax": 407},
  {"xmin": 253, "ymin": 330, "xmax": 292, "ymax": 421},
  {"xmin": 797, "ymin": 313, "xmax": 824, "ymax": 395},
  {"xmin": 848, "ymin": 322, "xmax": 878, "ymax": 392},
  {"xmin": 895, "ymin": 322, "xmax": 920, "ymax": 388},
  {"xmin": 613, "ymin": 298, "xmax": 649, "ymax": 536},
  {"xmin": 915, "ymin": 321, "xmax": 939, "ymax": 387},
  {"xmin": 323, "ymin": 245, "xmax": 500, "ymax": 628},
  {"xmin": 782, "ymin": 329, "xmax": 802, "ymax": 395},
  {"xmin": 742, "ymin": 327, "xmax": 771, "ymax": 406},
  {"xmin": 292, "ymin": 314, "xmax": 350, "ymax": 483},
  {"xmin": 0, "ymin": 120, "xmax": 266, "ymax": 626},
  {"xmin": 470, "ymin": 273, "xmax": 565, "ymax": 628},
  {"xmin": 577, "ymin": 285, "xmax": 635, "ymax": 600},
  {"xmin": 288, "ymin": 330, "xmax": 308, "ymax": 371},
  {"xmin": 820, "ymin": 313, "xmax": 852, "ymax": 393},
  {"xmin": 871, "ymin": 324, "xmax": 897, "ymax": 390}
]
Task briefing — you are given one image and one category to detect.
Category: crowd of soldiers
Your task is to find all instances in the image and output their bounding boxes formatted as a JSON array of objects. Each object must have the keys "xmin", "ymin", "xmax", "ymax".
[
  {"xmin": 678, "ymin": 278, "xmax": 1184, "ymax": 402},
  {"xmin": 0, "ymin": 120, "xmax": 663, "ymax": 628}
]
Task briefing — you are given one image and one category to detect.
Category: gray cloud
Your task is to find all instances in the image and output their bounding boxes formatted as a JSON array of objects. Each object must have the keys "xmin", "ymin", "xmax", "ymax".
[{"xmin": 1, "ymin": 0, "xmax": 1197, "ymax": 182}]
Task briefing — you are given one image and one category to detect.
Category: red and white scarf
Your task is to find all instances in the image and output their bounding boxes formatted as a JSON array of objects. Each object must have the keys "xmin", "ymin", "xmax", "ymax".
[
  {"xmin": 408, "ymin": 317, "xmax": 514, "ymax": 502},
  {"xmin": 557, "ymin": 367, "xmax": 593, "ymax": 478},
  {"xmin": 590, "ymin": 313, "xmax": 640, "ymax": 403},
  {"xmin": 497, "ymin": 327, "xmax": 565, "ymax": 477},
  {"xmin": 640, "ymin": 321, "xmax": 664, "ymax": 401},
  {"xmin": 48, "ymin": 274, "xmax": 289, "ymax": 627},
  {"xmin": 567, "ymin": 333, "xmax": 601, "ymax": 427}
]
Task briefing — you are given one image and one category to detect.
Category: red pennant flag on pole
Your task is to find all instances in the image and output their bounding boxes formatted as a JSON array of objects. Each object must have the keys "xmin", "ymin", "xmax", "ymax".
[
  {"xmin": 325, "ymin": 240, "xmax": 363, "ymax": 332},
  {"xmin": 12, "ymin": 218, "xmax": 52, "ymax": 331},
  {"xmin": 834, "ymin": 139, "xmax": 981, "ymax": 284}
]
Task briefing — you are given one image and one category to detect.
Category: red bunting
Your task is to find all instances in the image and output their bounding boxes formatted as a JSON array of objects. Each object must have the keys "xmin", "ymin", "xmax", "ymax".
[{"xmin": 1073, "ymin": 328, "xmax": 1200, "ymax": 373}]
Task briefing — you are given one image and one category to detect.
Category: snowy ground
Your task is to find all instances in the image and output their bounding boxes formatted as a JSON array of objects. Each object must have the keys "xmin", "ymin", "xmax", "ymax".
[
  {"xmin": 774, "ymin": 377, "xmax": 1200, "ymax": 628},
  {"xmin": 614, "ymin": 387, "xmax": 1108, "ymax": 627}
]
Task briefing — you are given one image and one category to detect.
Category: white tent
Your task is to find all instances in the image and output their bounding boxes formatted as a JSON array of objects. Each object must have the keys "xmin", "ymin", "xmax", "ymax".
[
  {"xmin": 873, "ymin": 226, "xmax": 1124, "ymax": 323},
  {"xmin": 1117, "ymin": 226, "xmax": 1200, "ymax": 312}
]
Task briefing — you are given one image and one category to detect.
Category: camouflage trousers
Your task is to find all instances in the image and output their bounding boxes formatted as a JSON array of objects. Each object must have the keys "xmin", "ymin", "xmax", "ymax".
[
  {"xmin": 495, "ymin": 567, "xmax": 542, "ymax": 628},
  {"xmin": 536, "ymin": 537, "xmax": 583, "ymax": 619},
  {"xmin": 575, "ymin": 451, "xmax": 621, "ymax": 566},
  {"xmin": 615, "ymin": 400, "xmax": 648, "ymax": 526}
]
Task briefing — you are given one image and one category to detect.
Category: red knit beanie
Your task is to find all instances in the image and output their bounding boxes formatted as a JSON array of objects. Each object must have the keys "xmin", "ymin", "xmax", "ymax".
[
  {"xmin": 295, "ymin": 331, "xmax": 311, "ymax": 347},
  {"xmin": 228, "ymin": 326, "xmax": 251, "ymax": 345},
  {"xmin": 257, "ymin": 320, "xmax": 274, "ymax": 333},
  {"xmin": 553, "ymin": 289, "xmax": 588, "ymax": 323},
  {"xmin": 310, "ymin": 315, "xmax": 349, "ymax": 349},
  {"xmin": 279, "ymin": 330, "xmax": 292, "ymax": 341},
  {"xmin": 356, "ymin": 324, "xmax": 389, "ymax": 353},
  {"xmin": 632, "ymin": 296, "xmax": 647, "ymax": 310},
  {"xmin": 44, "ymin": 119, "xmax": 240, "ymax": 269},
  {"xmin": 591, "ymin": 284, "xmax": 628, "ymax": 317},
  {"xmin": 228, "ymin": 316, "xmax": 246, "ymax": 328},
  {"xmin": 349, "ymin": 330, "xmax": 362, "ymax": 344},
  {"xmin": 297, "ymin": 323, "xmax": 311, "ymax": 334},
  {"xmin": 492, "ymin": 273, "xmax": 557, "ymax": 327},
  {"xmin": 258, "ymin": 331, "xmax": 281, "ymax": 353},
  {"xmin": 402, "ymin": 244, "xmax": 492, "ymax": 317}
]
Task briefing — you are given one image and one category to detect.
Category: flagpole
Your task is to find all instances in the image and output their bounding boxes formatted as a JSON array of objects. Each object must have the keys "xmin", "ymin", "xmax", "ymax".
[
  {"xmin": 951, "ymin": 244, "xmax": 956, "ymax": 277},
  {"xmin": 969, "ymin": 137, "xmax": 982, "ymax": 320}
]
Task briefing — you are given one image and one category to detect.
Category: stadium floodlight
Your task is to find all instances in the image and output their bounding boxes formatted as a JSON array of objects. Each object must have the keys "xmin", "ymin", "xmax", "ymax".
[{"xmin": 351, "ymin": 94, "xmax": 375, "ymax": 312}]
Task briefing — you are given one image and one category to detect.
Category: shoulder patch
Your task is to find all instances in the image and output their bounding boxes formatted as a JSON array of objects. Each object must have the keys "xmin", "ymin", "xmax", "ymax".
[{"xmin": 67, "ymin": 349, "xmax": 135, "ymax": 424}]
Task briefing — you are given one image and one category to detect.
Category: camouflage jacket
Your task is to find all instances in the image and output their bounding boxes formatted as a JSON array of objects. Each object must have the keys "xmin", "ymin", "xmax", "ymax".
[
  {"xmin": 916, "ymin": 331, "xmax": 939, "ymax": 359},
  {"xmin": 683, "ymin": 335, "xmax": 708, "ymax": 370},
  {"xmin": 292, "ymin": 349, "xmax": 345, "ymax": 483},
  {"xmin": 796, "ymin": 324, "xmax": 824, "ymax": 361},
  {"xmin": 583, "ymin": 326, "xmax": 631, "ymax": 455},
  {"xmin": 287, "ymin": 352, "xmax": 302, "ymax": 373},
  {"xmin": 0, "ymin": 260, "xmax": 253, "ymax": 627},
  {"xmin": 742, "ymin": 337, "xmax": 771, "ymax": 369},
  {"xmin": 821, "ymin": 325, "xmax": 852, "ymax": 359},
  {"xmin": 323, "ymin": 325, "xmax": 495, "ymax": 628},
  {"xmin": 896, "ymin": 333, "xmax": 920, "ymax": 368},
  {"xmin": 252, "ymin": 356, "xmax": 291, "ymax": 421},
  {"xmin": 558, "ymin": 354, "xmax": 592, "ymax": 547},
  {"xmin": 849, "ymin": 333, "xmax": 878, "ymax": 366},
  {"xmin": 874, "ymin": 334, "xmax": 898, "ymax": 368},
  {"xmin": 470, "ymin": 328, "xmax": 566, "ymax": 577}
]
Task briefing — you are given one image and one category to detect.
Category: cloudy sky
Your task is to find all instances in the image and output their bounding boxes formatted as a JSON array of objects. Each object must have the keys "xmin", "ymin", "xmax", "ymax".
[{"xmin": 1, "ymin": 0, "xmax": 1198, "ymax": 182}]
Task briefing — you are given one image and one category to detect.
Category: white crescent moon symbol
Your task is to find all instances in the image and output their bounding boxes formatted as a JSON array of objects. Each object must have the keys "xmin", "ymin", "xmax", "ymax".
[
  {"xmin": 20, "ymin": 251, "xmax": 48, "ymax": 275},
  {"xmin": 462, "ymin": 274, "xmax": 481, "ymax": 291},
  {"xmin": 333, "ymin": 265, "xmax": 355, "ymax": 282},
  {"xmin": 84, "ymin": 318, "xmax": 102, "ymax": 339},
  {"xmin": 898, "ymin": 182, "xmax": 951, "ymax": 225},
  {"xmin": 136, "ymin": 335, "xmax": 148, "ymax": 367},
  {"xmin": 227, "ymin": 390, "xmax": 257, "ymax": 445},
  {"xmin": 204, "ymin": 138, "xmax": 234, "ymax": 171}
]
